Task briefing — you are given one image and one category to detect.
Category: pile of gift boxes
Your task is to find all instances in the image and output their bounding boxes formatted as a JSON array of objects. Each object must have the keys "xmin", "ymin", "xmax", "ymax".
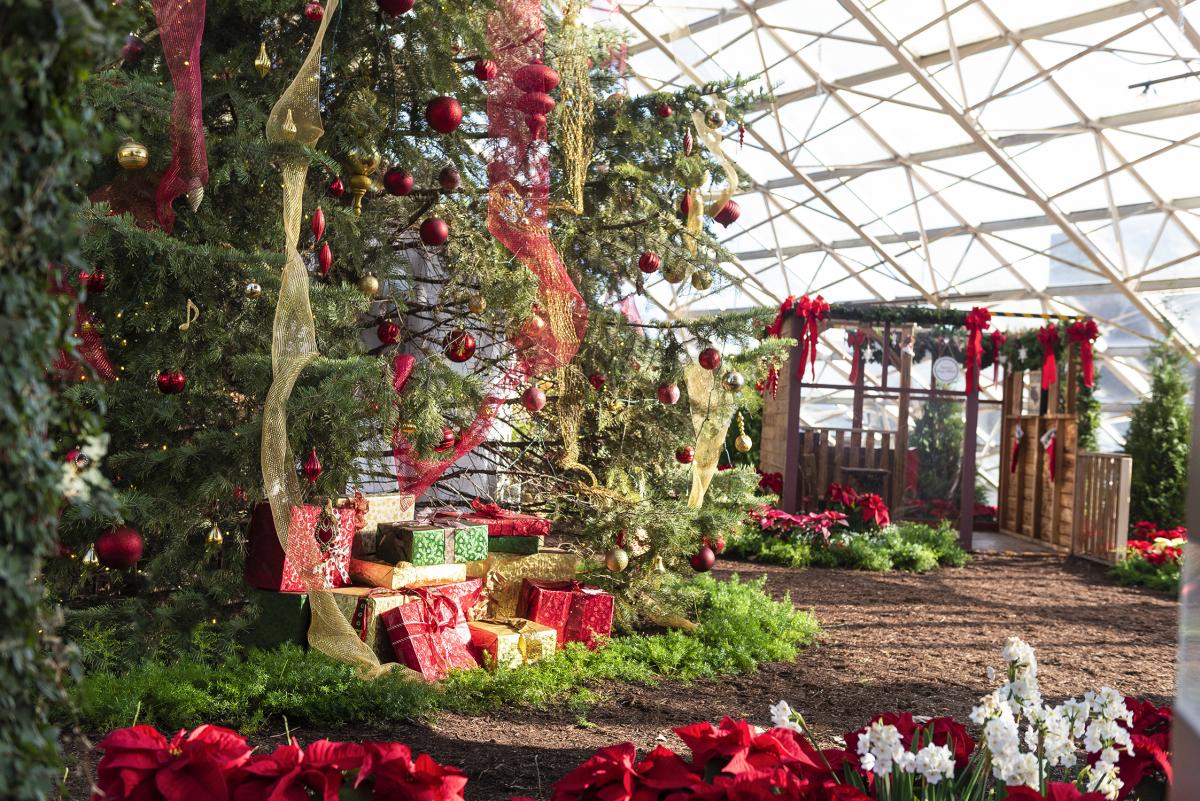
[{"xmin": 243, "ymin": 494, "xmax": 614, "ymax": 680}]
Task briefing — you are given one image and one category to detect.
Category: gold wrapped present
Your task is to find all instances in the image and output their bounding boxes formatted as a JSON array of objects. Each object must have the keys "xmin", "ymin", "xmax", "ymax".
[
  {"xmin": 329, "ymin": 586, "xmax": 418, "ymax": 662},
  {"xmin": 361, "ymin": 492, "xmax": 415, "ymax": 532},
  {"xmin": 468, "ymin": 618, "xmax": 557, "ymax": 669},
  {"xmin": 466, "ymin": 549, "xmax": 579, "ymax": 618},
  {"xmin": 349, "ymin": 558, "xmax": 466, "ymax": 590}
]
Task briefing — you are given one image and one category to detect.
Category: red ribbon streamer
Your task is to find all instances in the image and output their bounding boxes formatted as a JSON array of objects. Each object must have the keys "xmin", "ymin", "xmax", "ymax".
[
  {"xmin": 152, "ymin": 0, "xmax": 208, "ymax": 231},
  {"xmin": 1037, "ymin": 324, "xmax": 1059, "ymax": 390},
  {"xmin": 1010, "ymin": 431, "xmax": 1021, "ymax": 475},
  {"xmin": 963, "ymin": 307, "xmax": 991, "ymax": 394},
  {"xmin": 1067, "ymin": 318, "xmax": 1100, "ymax": 389},
  {"xmin": 846, "ymin": 329, "xmax": 868, "ymax": 383},
  {"xmin": 48, "ymin": 266, "xmax": 115, "ymax": 382},
  {"xmin": 990, "ymin": 329, "xmax": 1007, "ymax": 385},
  {"xmin": 795, "ymin": 295, "xmax": 829, "ymax": 380},
  {"xmin": 1045, "ymin": 432, "xmax": 1057, "ymax": 484},
  {"xmin": 765, "ymin": 295, "xmax": 795, "ymax": 339}
]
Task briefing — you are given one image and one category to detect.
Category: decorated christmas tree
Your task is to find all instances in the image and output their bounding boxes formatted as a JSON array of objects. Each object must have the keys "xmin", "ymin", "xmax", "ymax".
[{"xmin": 51, "ymin": 0, "xmax": 784, "ymax": 660}]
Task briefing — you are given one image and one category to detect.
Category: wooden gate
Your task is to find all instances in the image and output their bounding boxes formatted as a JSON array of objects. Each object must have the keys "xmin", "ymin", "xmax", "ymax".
[
  {"xmin": 1071, "ymin": 452, "xmax": 1132, "ymax": 564},
  {"xmin": 796, "ymin": 427, "xmax": 903, "ymax": 510}
]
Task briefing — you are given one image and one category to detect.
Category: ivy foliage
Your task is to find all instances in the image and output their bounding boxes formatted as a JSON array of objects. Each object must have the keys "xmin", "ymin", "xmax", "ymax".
[
  {"xmin": 1125, "ymin": 344, "xmax": 1191, "ymax": 527},
  {"xmin": 0, "ymin": 1, "xmax": 119, "ymax": 797}
]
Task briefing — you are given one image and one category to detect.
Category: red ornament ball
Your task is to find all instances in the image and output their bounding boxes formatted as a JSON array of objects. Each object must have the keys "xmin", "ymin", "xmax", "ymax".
[
  {"xmin": 444, "ymin": 328, "xmax": 476, "ymax": 362},
  {"xmin": 714, "ymin": 199, "xmax": 741, "ymax": 228},
  {"xmin": 675, "ymin": 446, "xmax": 695, "ymax": 464},
  {"xmin": 383, "ymin": 168, "xmax": 414, "ymax": 196},
  {"xmin": 588, "ymin": 373, "xmax": 606, "ymax": 391},
  {"xmin": 95, "ymin": 526, "xmax": 144, "ymax": 569},
  {"xmin": 698, "ymin": 347, "xmax": 721, "ymax": 371},
  {"xmin": 656, "ymin": 383, "xmax": 680, "ymax": 405},
  {"xmin": 434, "ymin": 426, "xmax": 457, "ymax": 453},
  {"xmin": 328, "ymin": 177, "xmax": 346, "ymax": 197},
  {"xmin": 473, "ymin": 59, "xmax": 498, "ymax": 81},
  {"xmin": 438, "ymin": 166, "xmax": 461, "ymax": 192},
  {"xmin": 638, "ymin": 251, "xmax": 661, "ymax": 274},
  {"xmin": 81, "ymin": 270, "xmax": 107, "ymax": 294},
  {"xmin": 121, "ymin": 34, "xmax": 146, "ymax": 64},
  {"xmin": 420, "ymin": 217, "xmax": 449, "ymax": 246},
  {"xmin": 690, "ymin": 545, "xmax": 716, "ymax": 572},
  {"xmin": 426, "ymin": 96, "xmax": 463, "ymax": 134},
  {"xmin": 156, "ymin": 370, "xmax": 186, "ymax": 394},
  {"xmin": 657, "ymin": 103, "xmax": 673, "ymax": 118},
  {"xmin": 377, "ymin": 0, "xmax": 414, "ymax": 15},
  {"xmin": 514, "ymin": 62, "xmax": 560, "ymax": 93},
  {"xmin": 522, "ymin": 385, "xmax": 547, "ymax": 412},
  {"xmin": 521, "ymin": 312, "xmax": 547, "ymax": 339},
  {"xmin": 376, "ymin": 320, "xmax": 401, "ymax": 345},
  {"xmin": 303, "ymin": 1, "xmax": 324, "ymax": 21}
]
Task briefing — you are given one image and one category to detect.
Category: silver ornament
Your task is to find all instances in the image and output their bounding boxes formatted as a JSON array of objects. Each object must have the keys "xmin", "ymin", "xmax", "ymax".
[{"xmin": 721, "ymin": 370, "xmax": 746, "ymax": 392}]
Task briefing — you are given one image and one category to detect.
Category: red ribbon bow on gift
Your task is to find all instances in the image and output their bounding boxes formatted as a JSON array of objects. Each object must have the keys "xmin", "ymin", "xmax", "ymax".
[
  {"xmin": 796, "ymin": 295, "xmax": 829, "ymax": 380},
  {"xmin": 846, "ymin": 330, "xmax": 869, "ymax": 384},
  {"xmin": 989, "ymin": 329, "xmax": 1007, "ymax": 385},
  {"xmin": 469, "ymin": 498, "xmax": 512, "ymax": 519},
  {"xmin": 765, "ymin": 295, "xmax": 795, "ymax": 339},
  {"xmin": 1036, "ymin": 324, "xmax": 1059, "ymax": 390},
  {"xmin": 963, "ymin": 307, "xmax": 992, "ymax": 394},
  {"xmin": 1067, "ymin": 318, "xmax": 1100, "ymax": 389},
  {"xmin": 399, "ymin": 588, "xmax": 463, "ymax": 674}
]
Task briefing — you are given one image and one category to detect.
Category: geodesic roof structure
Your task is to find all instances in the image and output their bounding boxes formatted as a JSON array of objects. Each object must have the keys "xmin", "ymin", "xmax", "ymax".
[{"xmin": 602, "ymin": 0, "xmax": 1200, "ymax": 446}]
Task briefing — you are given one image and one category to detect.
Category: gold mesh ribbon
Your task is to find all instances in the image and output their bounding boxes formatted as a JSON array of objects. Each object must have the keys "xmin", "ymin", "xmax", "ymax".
[
  {"xmin": 685, "ymin": 362, "xmax": 738, "ymax": 508},
  {"xmin": 260, "ymin": 0, "xmax": 415, "ymax": 679},
  {"xmin": 692, "ymin": 99, "xmax": 738, "ymax": 219},
  {"xmin": 556, "ymin": 363, "xmax": 598, "ymax": 484},
  {"xmin": 553, "ymin": 0, "xmax": 593, "ymax": 216}
]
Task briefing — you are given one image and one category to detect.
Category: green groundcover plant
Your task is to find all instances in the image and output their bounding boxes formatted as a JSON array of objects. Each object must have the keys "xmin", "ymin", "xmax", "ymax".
[
  {"xmin": 1111, "ymin": 522, "xmax": 1186, "ymax": 595},
  {"xmin": 729, "ymin": 512, "xmax": 969, "ymax": 573},
  {"xmin": 68, "ymin": 574, "xmax": 817, "ymax": 733}
]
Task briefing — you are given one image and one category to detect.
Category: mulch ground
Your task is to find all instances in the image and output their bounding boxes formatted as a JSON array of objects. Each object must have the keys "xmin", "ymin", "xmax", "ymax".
[{"xmin": 64, "ymin": 555, "xmax": 1178, "ymax": 800}]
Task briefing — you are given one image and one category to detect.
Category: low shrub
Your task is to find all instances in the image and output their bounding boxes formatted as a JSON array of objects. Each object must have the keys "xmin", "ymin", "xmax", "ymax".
[
  {"xmin": 68, "ymin": 574, "xmax": 818, "ymax": 733},
  {"xmin": 728, "ymin": 517, "xmax": 968, "ymax": 573},
  {"xmin": 1112, "ymin": 522, "xmax": 1186, "ymax": 594}
]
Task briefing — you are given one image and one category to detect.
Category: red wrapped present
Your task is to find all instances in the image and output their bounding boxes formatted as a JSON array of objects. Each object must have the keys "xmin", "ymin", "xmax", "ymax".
[
  {"xmin": 435, "ymin": 498, "xmax": 552, "ymax": 538},
  {"xmin": 245, "ymin": 502, "xmax": 355, "ymax": 592},
  {"xmin": 381, "ymin": 585, "xmax": 480, "ymax": 680},
  {"xmin": 516, "ymin": 579, "xmax": 614, "ymax": 650}
]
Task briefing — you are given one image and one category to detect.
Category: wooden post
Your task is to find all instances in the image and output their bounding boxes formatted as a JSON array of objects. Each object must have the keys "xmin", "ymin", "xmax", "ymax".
[
  {"xmin": 1170, "ymin": 366, "xmax": 1200, "ymax": 800},
  {"xmin": 893, "ymin": 324, "xmax": 914, "ymax": 511},
  {"xmin": 958, "ymin": 383, "xmax": 979, "ymax": 550},
  {"xmin": 781, "ymin": 315, "xmax": 805, "ymax": 514}
]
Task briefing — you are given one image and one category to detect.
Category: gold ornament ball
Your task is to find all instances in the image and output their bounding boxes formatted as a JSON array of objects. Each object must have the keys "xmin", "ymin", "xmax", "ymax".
[
  {"xmin": 117, "ymin": 142, "xmax": 150, "ymax": 171},
  {"xmin": 399, "ymin": 422, "xmax": 417, "ymax": 436},
  {"xmin": 468, "ymin": 294, "xmax": 487, "ymax": 314},
  {"xmin": 605, "ymin": 546, "xmax": 630, "ymax": 573},
  {"xmin": 663, "ymin": 262, "xmax": 687, "ymax": 284},
  {"xmin": 243, "ymin": 281, "xmax": 262, "ymax": 299},
  {"xmin": 691, "ymin": 270, "xmax": 713, "ymax": 291},
  {"xmin": 357, "ymin": 273, "xmax": 380, "ymax": 297},
  {"xmin": 735, "ymin": 433, "xmax": 753, "ymax": 453},
  {"xmin": 705, "ymin": 107, "xmax": 726, "ymax": 129}
]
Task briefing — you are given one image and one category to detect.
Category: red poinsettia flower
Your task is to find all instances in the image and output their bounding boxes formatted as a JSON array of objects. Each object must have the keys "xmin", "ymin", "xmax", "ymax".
[
  {"xmin": 550, "ymin": 742, "xmax": 640, "ymax": 801},
  {"xmin": 1110, "ymin": 699, "xmax": 1173, "ymax": 798},
  {"xmin": 1131, "ymin": 521, "xmax": 1159, "ymax": 541},
  {"xmin": 924, "ymin": 716, "xmax": 975, "ymax": 771},
  {"xmin": 1004, "ymin": 783, "xmax": 1106, "ymax": 801},
  {"xmin": 689, "ymin": 766, "xmax": 811, "ymax": 801},
  {"xmin": 675, "ymin": 718, "xmax": 756, "ymax": 775},
  {"xmin": 231, "ymin": 739, "xmax": 364, "ymax": 801},
  {"xmin": 857, "ymin": 494, "xmax": 890, "ymax": 527},
  {"xmin": 92, "ymin": 724, "xmax": 253, "ymax": 801},
  {"xmin": 826, "ymin": 483, "xmax": 858, "ymax": 508},
  {"xmin": 358, "ymin": 742, "xmax": 468, "ymax": 801}
]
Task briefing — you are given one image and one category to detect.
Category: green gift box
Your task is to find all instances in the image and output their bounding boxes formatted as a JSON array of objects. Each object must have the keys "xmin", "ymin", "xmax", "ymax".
[
  {"xmin": 378, "ymin": 521, "xmax": 488, "ymax": 566},
  {"xmin": 487, "ymin": 535, "xmax": 544, "ymax": 555}
]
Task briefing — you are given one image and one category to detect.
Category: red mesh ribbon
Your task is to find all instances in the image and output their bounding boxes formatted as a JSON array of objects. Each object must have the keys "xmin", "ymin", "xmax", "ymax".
[
  {"xmin": 1067, "ymin": 318, "xmax": 1100, "ymax": 389},
  {"xmin": 796, "ymin": 295, "xmax": 829, "ymax": 380},
  {"xmin": 392, "ymin": 0, "xmax": 587, "ymax": 498},
  {"xmin": 846, "ymin": 329, "xmax": 868, "ymax": 384},
  {"xmin": 152, "ymin": 0, "xmax": 208, "ymax": 231},
  {"xmin": 963, "ymin": 306, "xmax": 991, "ymax": 394},
  {"xmin": 1037, "ymin": 324, "xmax": 1059, "ymax": 390},
  {"xmin": 1011, "ymin": 432, "xmax": 1021, "ymax": 474},
  {"xmin": 990, "ymin": 330, "xmax": 1007, "ymax": 384},
  {"xmin": 49, "ymin": 266, "xmax": 116, "ymax": 382}
]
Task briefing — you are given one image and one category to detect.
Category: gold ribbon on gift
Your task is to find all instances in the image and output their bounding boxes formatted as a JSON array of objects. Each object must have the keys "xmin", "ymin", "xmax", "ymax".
[
  {"xmin": 259, "ymin": 0, "xmax": 415, "ymax": 680},
  {"xmin": 685, "ymin": 362, "xmax": 738, "ymax": 508}
]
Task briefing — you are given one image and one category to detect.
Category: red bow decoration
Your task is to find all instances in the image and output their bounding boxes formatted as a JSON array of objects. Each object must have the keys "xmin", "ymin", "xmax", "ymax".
[
  {"xmin": 765, "ymin": 295, "xmax": 795, "ymax": 339},
  {"xmin": 469, "ymin": 498, "xmax": 512, "ymax": 519},
  {"xmin": 1067, "ymin": 318, "xmax": 1100, "ymax": 389},
  {"xmin": 1036, "ymin": 324, "xmax": 1059, "ymax": 390},
  {"xmin": 796, "ymin": 295, "xmax": 829, "ymax": 380},
  {"xmin": 989, "ymin": 329, "xmax": 1007, "ymax": 384},
  {"xmin": 846, "ymin": 329, "xmax": 869, "ymax": 383},
  {"xmin": 963, "ymin": 307, "xmax": 991, "ymax": 394}
]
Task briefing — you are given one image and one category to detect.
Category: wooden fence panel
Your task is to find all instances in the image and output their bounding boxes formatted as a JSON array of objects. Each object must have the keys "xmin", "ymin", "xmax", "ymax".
[{"xmin": 1071, "ymin": 452, "xmax": 1132, "ymax": 565}]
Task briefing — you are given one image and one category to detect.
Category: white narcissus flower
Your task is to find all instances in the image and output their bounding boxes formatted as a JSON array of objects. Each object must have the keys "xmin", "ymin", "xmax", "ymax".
[
  {"xmin": 770, "ymin": 700, "xmax": 802, "ymax": 733},
  {"xmin": 1001, "ymin": 636, "xmax": 1038, "ymax": 678},
  {"xmin": 970, "ymin": 689, "xmax": 1004, "ymax": 725},
  {"xmin": 1087, "ymin": 762, "xmax": 1124, "ymax": 800},
  {"xmin": 856, "ymin": 722, "xmax": 908, "ymax": 776},
  {"xmin": 914, "ymin": 744, "xmax": 955, "ymax": 785}
]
